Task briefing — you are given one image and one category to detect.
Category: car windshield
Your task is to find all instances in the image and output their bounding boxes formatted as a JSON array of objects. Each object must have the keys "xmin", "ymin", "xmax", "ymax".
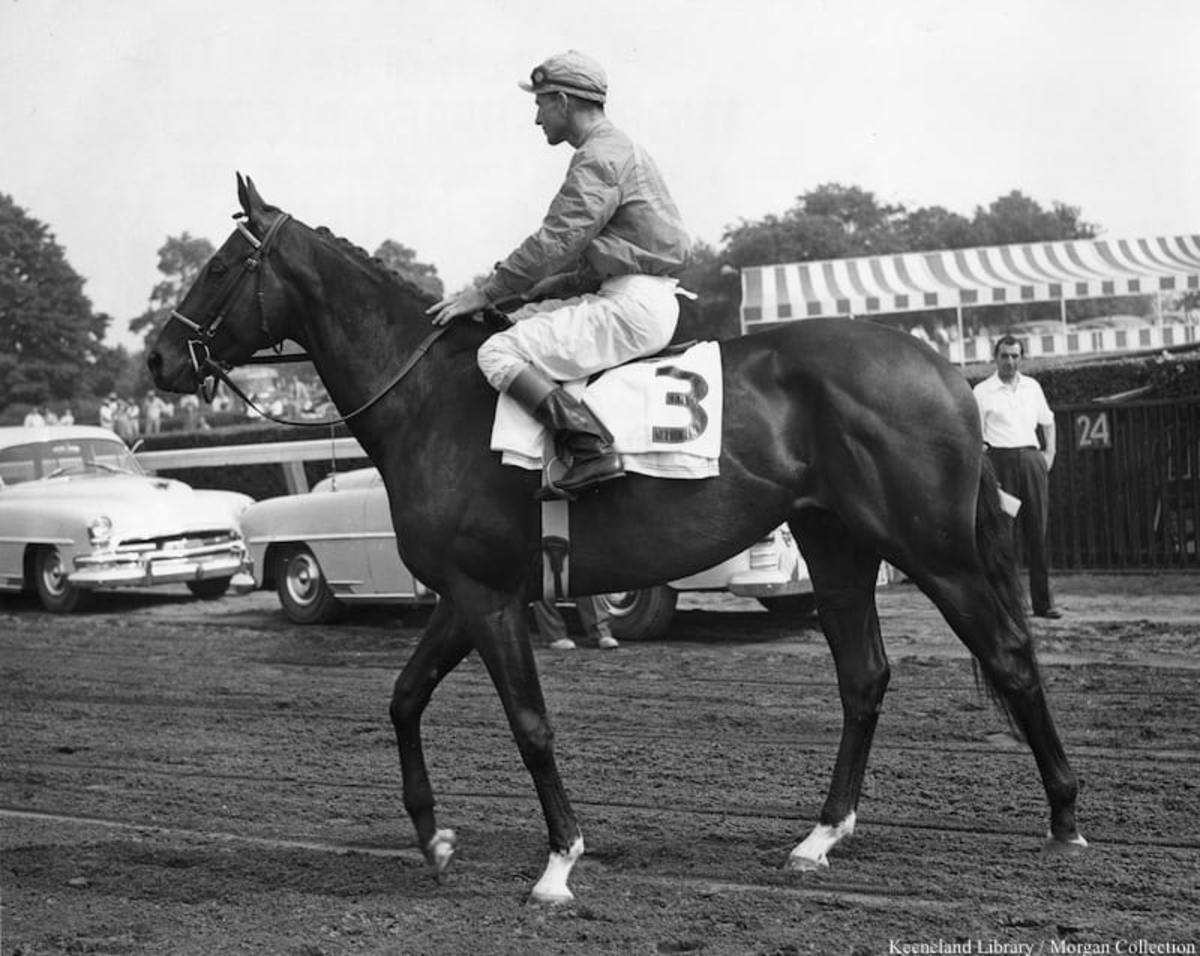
[{"xmin": 0, "ymin": 438, "xmax": 143, "ymax": 485}]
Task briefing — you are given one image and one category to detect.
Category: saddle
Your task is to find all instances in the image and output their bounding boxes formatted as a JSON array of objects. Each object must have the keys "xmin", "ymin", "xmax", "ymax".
[{"xmin": 490, "ymin": 340, "xmax": 723, "ymax": 480}]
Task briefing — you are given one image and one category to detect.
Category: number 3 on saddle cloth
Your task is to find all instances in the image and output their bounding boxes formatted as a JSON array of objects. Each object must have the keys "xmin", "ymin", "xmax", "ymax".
[{"xmin": 490, "ymin": 340, "xmax": 724, "ymax": 482}]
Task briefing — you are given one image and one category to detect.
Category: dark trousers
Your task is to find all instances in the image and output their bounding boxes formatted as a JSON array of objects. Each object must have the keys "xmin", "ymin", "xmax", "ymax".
[
  {"xmin": 988, "ymin": 446, "xmax": 1054, "ymax": 614},
  {"xmin": 531, "ymin": 598, "xmax": 613, "ymax": 644}
]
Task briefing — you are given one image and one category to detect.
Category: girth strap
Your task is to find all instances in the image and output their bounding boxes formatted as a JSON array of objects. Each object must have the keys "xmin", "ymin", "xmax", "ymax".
[{"xmin": 540, "ymin": 432, "xmax": 571, "ymax": 600}]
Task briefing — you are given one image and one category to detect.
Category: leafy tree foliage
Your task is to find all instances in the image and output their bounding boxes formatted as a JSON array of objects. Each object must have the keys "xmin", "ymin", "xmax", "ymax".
[
  {"xmin": 896, "ymin": 205, "xmax": 975, "ymax": 251},
  {"xmin": 0, "ymin": 193, "xmax": 109, "ymax": 408},
  {"xmin": 128, "ymin": 233, "xmax": 216, "ymax": 346},
  {"xmin": 970, "ymin": 190, "xmax": 1096, "ymax": 246},
  {"xmin": 373, "ymin": 240, "xmax": 443, "ymax": 299},
  {"xmin": 1172, "ymin": 290, "xmax": 1200, "ymax": 316},
  {"xmin": 678, "ymin": 240, "xmax": 740, "ymax": 341}
]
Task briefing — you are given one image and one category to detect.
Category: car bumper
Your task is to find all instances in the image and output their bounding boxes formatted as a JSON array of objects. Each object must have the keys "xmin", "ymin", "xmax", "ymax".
[
  {"xmin": 71, "ymin": 547, "xmax": 249, "ymax": 589},
  {"xmin": 725, "ymin": 569, "xmax": 812, "ymax": 599}
]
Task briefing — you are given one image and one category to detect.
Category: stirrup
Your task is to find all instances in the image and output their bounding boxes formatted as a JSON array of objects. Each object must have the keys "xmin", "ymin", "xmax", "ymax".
[
  {"xmin": 536, "ymin": 454, "xmax": 577, "ymax": 501},
  {"xmin": 533, "ymin": 454, "xmax": 624, "ymax": 501},
  {"xmin": 535, "ymin": 475, "xmax": 577, "ymax": 502},
  {"xmin": 535, "ymin": 461, "xmax": 625, "ymax": 501}
]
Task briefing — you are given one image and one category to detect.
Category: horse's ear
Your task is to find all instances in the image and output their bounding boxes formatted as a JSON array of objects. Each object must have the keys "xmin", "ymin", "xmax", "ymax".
[
  {"xmin": 236, "ymin": 173, "xmax": 266, "ymax": 221},
  {"xmin": 236, "ymin": 173, "xmax": 250, "ymax": 213}
]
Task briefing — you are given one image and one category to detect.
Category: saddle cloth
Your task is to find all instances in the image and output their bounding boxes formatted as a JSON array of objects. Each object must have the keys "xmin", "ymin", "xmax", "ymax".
[{"xmin": 491, "ymin": 341, "xmax": 723, "ymax": 479}]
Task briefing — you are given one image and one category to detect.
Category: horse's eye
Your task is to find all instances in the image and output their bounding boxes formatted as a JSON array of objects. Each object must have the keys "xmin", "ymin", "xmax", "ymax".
[{"xmin": 209, "ymin": 260, "xmax": 228, "ymax": 276}]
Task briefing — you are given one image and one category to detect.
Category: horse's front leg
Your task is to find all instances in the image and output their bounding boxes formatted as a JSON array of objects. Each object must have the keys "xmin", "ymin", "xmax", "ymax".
[
  {"xmin": 389, "ymin": 598, "xmax": 473, "ymax": 879},
  {"xmin": 788, "ymin": 512, "xmax": 890, "ymax": 872},
  {"xmin": 467, "ymin": 595, "xmax": 583, "ymax": 904}
]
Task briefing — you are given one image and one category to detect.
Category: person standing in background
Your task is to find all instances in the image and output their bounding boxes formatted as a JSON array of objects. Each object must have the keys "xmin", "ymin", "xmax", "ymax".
[
  {"xmin": 973, "ymin": 335, "xmax": 1061, "ymax": 619},
  {"xmin": 532, "ymin": 597, "xmax": 618, "ymax": 650}
]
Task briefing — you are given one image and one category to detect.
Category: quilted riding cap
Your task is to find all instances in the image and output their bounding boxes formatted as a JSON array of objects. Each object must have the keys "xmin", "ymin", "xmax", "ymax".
[{"xmin": 519, "ymin": 50, "xmax": 607, "ymax": 104}]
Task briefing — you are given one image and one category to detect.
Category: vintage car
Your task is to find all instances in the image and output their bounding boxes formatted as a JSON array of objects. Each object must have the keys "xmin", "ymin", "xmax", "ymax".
[
  {"xmin": 0, "ymin": 425, "xmax": 253, "ymax": 612},
  {"xmin": 238, "ymin": 465, "xmax": 818, "ymax": 639}
]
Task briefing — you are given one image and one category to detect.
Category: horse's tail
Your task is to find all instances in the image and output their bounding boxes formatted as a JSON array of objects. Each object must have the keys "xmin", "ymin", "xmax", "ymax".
[{"xmin": 972, "ymin": 454, "xmax": 1036, "ymax": 737}]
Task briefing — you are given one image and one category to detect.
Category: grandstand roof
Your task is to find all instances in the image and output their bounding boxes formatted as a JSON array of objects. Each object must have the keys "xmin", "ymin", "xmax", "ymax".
[{"xmin": 740, "ymin": 235, "xmax": 1200, "ymax": 329}]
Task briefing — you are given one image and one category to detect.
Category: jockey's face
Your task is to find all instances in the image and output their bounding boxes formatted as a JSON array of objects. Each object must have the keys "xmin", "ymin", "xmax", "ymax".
[{"xmin": 534, "ymin": 92, "xmax": 570, "ymax": 145}]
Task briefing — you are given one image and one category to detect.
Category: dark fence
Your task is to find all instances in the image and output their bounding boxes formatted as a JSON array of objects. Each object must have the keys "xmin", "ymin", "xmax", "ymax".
[{"xmin": 1049, "ymin": 397, "xmax": 1200, "ymax": 569}]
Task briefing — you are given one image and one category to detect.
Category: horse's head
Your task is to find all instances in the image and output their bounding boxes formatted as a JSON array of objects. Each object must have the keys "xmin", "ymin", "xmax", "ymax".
[{"xmin": 147, "ymin": 174, "xmax": 293, "ymax": 398}]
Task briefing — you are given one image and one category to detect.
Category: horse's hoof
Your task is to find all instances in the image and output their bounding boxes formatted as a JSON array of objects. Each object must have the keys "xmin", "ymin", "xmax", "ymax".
[
  {"xmin": 425, "ymin": 828, "xmax": 458, "ymax": 879},
  {"xmin": 1041, "ymin": 833, "xmax": 1088, "ymax": 859},
  {"xmin": 528, "ymin": 837, "xmax": 584, "ymax": 903},
  {"xmin": 785, "ymin": 853, "xmax": 829, "ymax": 873},
  {"xmin": 527, "ymin": 887, "xmax": 575, "ymax": 906}
]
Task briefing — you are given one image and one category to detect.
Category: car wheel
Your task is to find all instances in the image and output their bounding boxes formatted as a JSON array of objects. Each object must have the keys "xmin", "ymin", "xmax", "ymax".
[
  {"xmin": 595, "ymin": 585, "xmax": 678, "ymax": 641},
  {"xmin": 186, "ymin": 577, "xmax": 232, "ymax": 600},
  {"xmin": 275, "ymin": 546, "xmax": 343, "ymax": 624},
  {"xmin": 33, "ymin": 546, "xmax": 92, "ymax": 613},
  {"xmin": 757, "ymin": 594, "xmax": 817, "ymax": 617}
]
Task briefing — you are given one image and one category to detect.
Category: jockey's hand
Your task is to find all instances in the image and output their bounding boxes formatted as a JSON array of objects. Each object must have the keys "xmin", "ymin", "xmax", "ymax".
[{"xmin": 428, "ymin": 287, "xmax": 489, "ymax": 326}]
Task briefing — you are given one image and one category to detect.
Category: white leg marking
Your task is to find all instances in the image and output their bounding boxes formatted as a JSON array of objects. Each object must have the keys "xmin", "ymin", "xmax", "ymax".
[
  {"xmin": 787, "ymin": 812, "xmax": 857, "ymax": 871},
  {"xmin": 1045, "ymin": 829, "xmax": 1089, "ymax": 850},
  {"xmin": 426, "ymin": 828, "xmax": 458, "ymax": 879},
  {"xmin": 529, "ymin": 836, "xmax": 584, "ymax": 904}
]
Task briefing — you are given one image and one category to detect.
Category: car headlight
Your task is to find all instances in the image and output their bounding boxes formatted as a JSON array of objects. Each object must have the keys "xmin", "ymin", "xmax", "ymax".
[{"xmin": 87, "ymin": 515, "xmax": 113, "ymax": 547}]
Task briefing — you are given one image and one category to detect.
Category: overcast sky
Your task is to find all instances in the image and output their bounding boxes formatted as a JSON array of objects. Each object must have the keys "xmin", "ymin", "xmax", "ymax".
[{"xmin": 4, "ymin": 0, "xmax": 1198, "ymax": 351}]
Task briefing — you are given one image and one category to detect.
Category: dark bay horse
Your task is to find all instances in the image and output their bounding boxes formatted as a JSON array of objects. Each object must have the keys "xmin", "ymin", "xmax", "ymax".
[{"xmin": 148, "ymin": 176, "xmax": 1086, "ymax": 902}]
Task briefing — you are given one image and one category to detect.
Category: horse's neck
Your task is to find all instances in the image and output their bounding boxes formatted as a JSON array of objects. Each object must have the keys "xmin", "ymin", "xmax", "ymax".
[{"xmin": 290, "ymin": 255, "xmax": 436, "ymax": 438}]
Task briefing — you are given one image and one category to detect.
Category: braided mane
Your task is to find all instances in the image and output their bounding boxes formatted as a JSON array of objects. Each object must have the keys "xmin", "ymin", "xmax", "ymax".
[{"xmin": 312, "ymin": 224, "xmax": 438, "ymax": 306}]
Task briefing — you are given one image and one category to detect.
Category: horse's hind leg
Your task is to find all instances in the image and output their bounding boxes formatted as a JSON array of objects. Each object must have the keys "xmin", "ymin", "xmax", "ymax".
[
  {"xmin": 787, "ymin": 508, "xmax": 888, "ymax": 871},
  {"xmin": 914, "ymin": 564, "xmax": 1085, "ymax": 853},
  {"xmin": 389, "ymin": 599, "xmax": 474, "ymax": 878}
]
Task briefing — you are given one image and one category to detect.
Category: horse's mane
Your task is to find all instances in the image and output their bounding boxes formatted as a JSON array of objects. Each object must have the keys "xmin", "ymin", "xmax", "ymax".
[{"xmin": 311, "ymin": 224, "xmax": 438, "ymax": 307}]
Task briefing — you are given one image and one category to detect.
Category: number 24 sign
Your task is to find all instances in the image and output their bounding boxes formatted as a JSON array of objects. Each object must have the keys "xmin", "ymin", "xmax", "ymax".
[{"xmin": 1075, "ymin": 410, "xmax": 1111, "ymax": 450}]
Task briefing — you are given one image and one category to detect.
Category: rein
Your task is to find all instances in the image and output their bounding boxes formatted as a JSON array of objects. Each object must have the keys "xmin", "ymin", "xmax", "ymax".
[
  {"xmin": 167, "ymin": 213, "xmax": 448, "ymax": 428},
  {"xmin": 201, "ymin": 325, "xmax": 448, "ymax": 428}
]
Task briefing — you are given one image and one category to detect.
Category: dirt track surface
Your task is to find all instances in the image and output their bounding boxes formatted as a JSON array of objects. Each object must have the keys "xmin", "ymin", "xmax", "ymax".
[{"xmin": 2, "ymin": 574, "xmax": 1198, "ymax": 955}]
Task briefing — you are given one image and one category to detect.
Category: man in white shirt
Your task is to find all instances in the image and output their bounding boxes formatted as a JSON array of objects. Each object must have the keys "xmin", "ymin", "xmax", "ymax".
[{"xmin": 973, "ymin": 335, "xmax": 1061, "ymax": 618}]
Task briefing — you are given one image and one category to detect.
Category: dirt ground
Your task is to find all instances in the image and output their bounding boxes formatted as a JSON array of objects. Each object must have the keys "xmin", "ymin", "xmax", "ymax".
[{"xmin": 2, "ymin": 573, "xmax": 1198, "ymax": 955}]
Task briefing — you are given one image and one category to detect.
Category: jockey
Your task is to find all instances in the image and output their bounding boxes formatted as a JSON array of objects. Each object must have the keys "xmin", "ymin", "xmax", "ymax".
[{"xmin": 429, "ymin": 50, "xmax": 692, "ymax": 499}]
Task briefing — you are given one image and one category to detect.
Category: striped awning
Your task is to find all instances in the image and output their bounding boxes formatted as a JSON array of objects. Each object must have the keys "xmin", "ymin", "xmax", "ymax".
[{"xmin": 740, "ymin": 235, "xmax": 1200, "ymax": 328}]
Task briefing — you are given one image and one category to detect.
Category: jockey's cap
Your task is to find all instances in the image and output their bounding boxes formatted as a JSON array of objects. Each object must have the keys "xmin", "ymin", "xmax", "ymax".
[{"xmin": 519, "ymin": 50, "xmax": 607, "ymax": 104}]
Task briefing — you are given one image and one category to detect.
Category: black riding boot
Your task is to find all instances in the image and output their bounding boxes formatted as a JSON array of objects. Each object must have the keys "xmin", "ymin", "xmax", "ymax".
[{"xmin": 506, "ymin": 365, "xmax": 625, "ymax": 500}]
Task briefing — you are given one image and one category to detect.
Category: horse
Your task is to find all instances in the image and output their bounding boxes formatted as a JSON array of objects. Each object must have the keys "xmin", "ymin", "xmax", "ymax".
[{"xmin": 148, "ymin": 175, "xmax": 1086, "ymax": 903}]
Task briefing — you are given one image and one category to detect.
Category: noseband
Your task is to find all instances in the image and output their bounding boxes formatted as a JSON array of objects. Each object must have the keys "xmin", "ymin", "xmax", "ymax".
[
  {"xmin": 166, "ymin": 212, "xmax": 449, "ymax": 427},
  {"xmin": 168, "ymin": 213, "xmax": 292, "ymax": 403}
]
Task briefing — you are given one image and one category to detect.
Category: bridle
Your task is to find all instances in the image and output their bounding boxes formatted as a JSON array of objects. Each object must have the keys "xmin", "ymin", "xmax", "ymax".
[{"xmin": 166, "ymin": 212, "xmax": 447, "ymax": 428}]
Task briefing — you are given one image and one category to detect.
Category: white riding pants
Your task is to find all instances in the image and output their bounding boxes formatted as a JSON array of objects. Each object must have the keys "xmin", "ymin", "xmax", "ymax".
[{"xmin": 477, "ymin": 275, "xmax": 680, "ymax": 391}]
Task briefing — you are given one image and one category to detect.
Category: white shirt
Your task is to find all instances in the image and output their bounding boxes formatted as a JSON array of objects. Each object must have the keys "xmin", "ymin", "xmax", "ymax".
[{"xmin": 973, "ymin": 372, "xmax": 1053, "ymax": 448}]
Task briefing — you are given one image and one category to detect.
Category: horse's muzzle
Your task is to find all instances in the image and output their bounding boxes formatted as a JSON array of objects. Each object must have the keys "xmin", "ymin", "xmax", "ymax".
[{"xmin": 146, "ymin": 347, "xmax": 198, "ymax": 395}]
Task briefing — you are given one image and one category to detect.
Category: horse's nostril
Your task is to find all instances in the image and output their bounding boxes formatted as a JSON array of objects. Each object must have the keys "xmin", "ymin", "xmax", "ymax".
[{"xmin": 147, "ymin": 351, "xmax": 161, "ymax": 375}]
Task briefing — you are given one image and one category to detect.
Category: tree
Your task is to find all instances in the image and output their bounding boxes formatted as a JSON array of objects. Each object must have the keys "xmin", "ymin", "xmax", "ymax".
[
  {"xmin": 971, "ymin": 191, "xmax": 1096, "ymax": 246},
  {"xmin": 896, "ymin": 205, "xmax": 975, "ymax": 251},
  {"xmin": 128, "ymin": 233, "xmax": 216, "ymax": 346},
  {"xmin": 373, "ymin": 240, "xmax": 443, "ymax": 299},
  {"xmin": 720, "ymin": 183, "xmax": 907, "ymax": 272},
  {"xmin": 0, "ymin": 193, "xmax": 109, "ymax": 409},
  {"xmin": 678, "ymin": 240, "xmax": 741, "ymax": 341},
  {"xmin": 76, "ymin": 341, "xmax": 146, "ymax": 405}
]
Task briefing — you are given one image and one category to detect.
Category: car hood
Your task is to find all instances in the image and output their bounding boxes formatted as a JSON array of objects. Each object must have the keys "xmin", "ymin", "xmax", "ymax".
[{"xmin": 3, "ymin": 474, "xmax": 251, "ymax": 534}]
